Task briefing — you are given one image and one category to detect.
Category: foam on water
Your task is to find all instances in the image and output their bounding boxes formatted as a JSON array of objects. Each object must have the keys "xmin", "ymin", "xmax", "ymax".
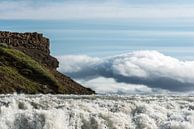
[{"xmin": 0, "ymin": 94, "xmax": 193, "ymax": 129}]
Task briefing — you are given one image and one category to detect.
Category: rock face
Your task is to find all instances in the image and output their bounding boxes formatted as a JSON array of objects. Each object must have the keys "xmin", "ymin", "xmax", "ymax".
[
  {"xmin": 0, "ymin": 31, "xmax": 95, "ymax": 94},
  {"xmin": 0, "ymin": 31, "xmax": 58, "ymax": 69}
]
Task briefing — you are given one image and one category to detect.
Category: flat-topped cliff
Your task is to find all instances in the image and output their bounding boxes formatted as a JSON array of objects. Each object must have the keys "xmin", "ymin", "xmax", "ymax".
[
  {"xmin": 0, "ymin": 31, "xmax": 95, "ymax": 94},
  {"xmin": 0, "ymin": 31, "xmax": 58, "ymax": 69}
]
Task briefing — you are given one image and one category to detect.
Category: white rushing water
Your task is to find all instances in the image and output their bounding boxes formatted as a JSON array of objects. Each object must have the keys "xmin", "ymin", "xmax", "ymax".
[{"xmin": 0, "ymin": 94, "xmax": 193, "ymax": 129}]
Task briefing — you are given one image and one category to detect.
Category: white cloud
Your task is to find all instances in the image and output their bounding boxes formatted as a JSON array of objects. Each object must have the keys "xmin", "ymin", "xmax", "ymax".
[
  {"xmin": 57, "ymin": 51, "xmax": 194, "ymax": 92},
  {"xmin": 57, "ymin": 55, "xmax": 101, "ymax": 73},
  {"xmin": 110, "ymin": 51, "xmax": 194, "ymax": 82},
  {"xmin": 77, "ymin": 77, "xmax": 152, "ymax": 94},
  {"xmin": 1, "ymin": 1, "xmax": 194, "ymax": 20}
]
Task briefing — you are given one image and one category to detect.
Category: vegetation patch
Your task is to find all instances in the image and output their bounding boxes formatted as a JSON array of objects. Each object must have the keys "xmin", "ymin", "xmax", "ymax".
[{"xmin": 0, "ymin": 46, "xmax": 65, "ymax": 93}]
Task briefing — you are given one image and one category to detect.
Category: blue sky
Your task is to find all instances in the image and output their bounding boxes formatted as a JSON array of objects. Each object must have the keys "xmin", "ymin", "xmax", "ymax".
[
  {"xmin": 1, "ymin": 0, "xmax": 194, "ymax": 93},
  {"xmin": 1, "ymin": 19, "xmax": 194, "ymax": 60},
  {"xmin": 0, "ymin": 0, "xmax": 194, "ymax": 60}
]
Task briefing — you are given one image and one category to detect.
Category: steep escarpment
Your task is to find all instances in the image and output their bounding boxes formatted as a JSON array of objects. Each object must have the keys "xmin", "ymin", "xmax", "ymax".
[
  {"xmin": 0, "ymin": 31, "xmax": 95, "ymax": 94},
  {"xmin": 0, "ymin": 31, "xmax": 58, "ymax": 69}
]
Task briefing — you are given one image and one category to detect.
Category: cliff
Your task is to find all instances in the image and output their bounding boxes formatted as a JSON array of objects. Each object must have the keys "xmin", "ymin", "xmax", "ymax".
[
  {"xmin": 0, "ymin": 31, "xmax": 58, "ymax": 69},
  {"xmin": 0, "ymin": 31, "xmax": 95, "ymax": 94}
]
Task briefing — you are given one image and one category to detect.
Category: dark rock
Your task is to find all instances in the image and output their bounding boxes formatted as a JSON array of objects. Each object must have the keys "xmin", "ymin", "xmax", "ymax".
[
  {"xmin": 0, "ymin": 31, "xmax": 58, "ymax": 69},
  {"xmin": 20, "ymin": 69, "xmax": 33, "ymax": 75},
  {"xmin": 0, "ymin": 31, "xmax": 95, "ymax": 94}
]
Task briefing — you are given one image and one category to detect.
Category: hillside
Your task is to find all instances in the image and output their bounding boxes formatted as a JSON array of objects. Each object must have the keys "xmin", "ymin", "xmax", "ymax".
[{"xmin": 0, "ymin": 31, "xmax": 95, "ymax": 94}]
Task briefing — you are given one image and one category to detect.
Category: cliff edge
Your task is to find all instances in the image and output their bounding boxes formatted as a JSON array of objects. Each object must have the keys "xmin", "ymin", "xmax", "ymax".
[{"xmin": 0, "ymin": 31, "xmax": 95, "ymax": 94}]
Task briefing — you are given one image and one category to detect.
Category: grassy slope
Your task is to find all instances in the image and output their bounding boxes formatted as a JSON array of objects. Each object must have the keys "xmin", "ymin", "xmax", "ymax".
[{"xmin": 0, "ymin": 46, "xmax": 66, "ymax": 94}]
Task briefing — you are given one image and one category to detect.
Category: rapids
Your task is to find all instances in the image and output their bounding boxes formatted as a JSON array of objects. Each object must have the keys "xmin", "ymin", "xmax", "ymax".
[{"xmin": 0, "ymin": 94, "xmax": 193, "ymax": 129}]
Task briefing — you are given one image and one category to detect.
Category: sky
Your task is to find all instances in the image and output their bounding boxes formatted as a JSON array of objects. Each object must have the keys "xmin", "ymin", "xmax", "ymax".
[{"xmin": 1, "ymin": 0, "xmax": 194, "ymax": 94}]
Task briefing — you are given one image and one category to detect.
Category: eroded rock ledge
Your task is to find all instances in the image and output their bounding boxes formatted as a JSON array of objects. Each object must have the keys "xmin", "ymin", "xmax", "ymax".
[
  {"xmin": 0, "ymin": 31, "xmax": 58, "ymax": 69},
  {"xmin": 0, "ymin": 31, "xmax": 95, "ymax": 94}
]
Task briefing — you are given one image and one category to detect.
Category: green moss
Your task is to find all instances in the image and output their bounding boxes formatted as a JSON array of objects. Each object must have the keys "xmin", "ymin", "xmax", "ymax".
[
  {"xmin": 0, "ymin": 47, "xmax": 57, "ymax": 83},
  {"xmin": 0, "ymin": 46, "xmax": 65, "ymax": 93},
  {"xmin": 0, "ymin": 43, "xmax": 8, "ymax": 48},
  {"xmin": 0, "ymin": 66, "xmax": 40, "ymax": 93}
]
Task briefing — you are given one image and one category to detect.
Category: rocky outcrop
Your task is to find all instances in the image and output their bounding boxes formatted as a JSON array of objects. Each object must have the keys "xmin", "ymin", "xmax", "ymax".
[
  {"xmin": 0, "ymin": 31, "xmax": 95, "ymax": 94},
  {"xmin": 0, "ymin": 31, "xmax": 58, "ymax": 69}
]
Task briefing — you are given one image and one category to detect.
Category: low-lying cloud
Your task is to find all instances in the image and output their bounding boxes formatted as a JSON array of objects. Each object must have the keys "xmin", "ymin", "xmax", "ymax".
[
  {"xmin": 57, "ymin": 51, "xmax": 194, "ymax": 93},
  {"xmin": 77, "ymin": 77, "xmax": 153, "ymax": 94}
]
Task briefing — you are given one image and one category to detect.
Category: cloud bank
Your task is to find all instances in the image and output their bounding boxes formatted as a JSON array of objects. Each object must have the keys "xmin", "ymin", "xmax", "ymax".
[
  {"xmin": 77, "ymin": 77, "xmax": 153, "ymax": 94},
  {"xmin": 57, "ymin": 51, "xmax": 194, "ymax": 94}
]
